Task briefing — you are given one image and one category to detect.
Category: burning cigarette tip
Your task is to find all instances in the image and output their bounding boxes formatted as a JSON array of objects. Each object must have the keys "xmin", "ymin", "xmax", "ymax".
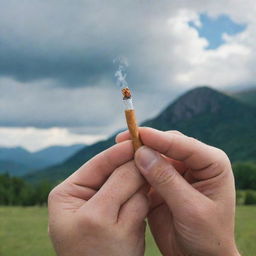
[{"xmin": 122, "ymin": 87, "xmax": 132, "ymax": 100}]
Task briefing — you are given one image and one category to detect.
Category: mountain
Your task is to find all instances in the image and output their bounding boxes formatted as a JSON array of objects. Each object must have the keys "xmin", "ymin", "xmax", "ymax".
[
  {"xmin": 25, "ymin": 139, "xmax": 115, "ymax": 183},
  {"xmin": 0, "ymin": 147, "xmax": 43, "ymax": 169},
  {"xmin": 0, "ymin": 160, "xmax": 31, "ymax": 176},
  {"xmin": 143, "ymin": 87, "xmax": 256, "ymax": 161},
  {"xmin": 32, "ymin": 144, "xmax": 85, "ymax": 166},
  {"xmin": 0, "ymin": 144, "xmax": 86, "ymax": 176},
  {"xmin": 230, "ymin": 87, "xmax": 256, "ymax": 107},
  {"xmin": 24, "ymin": 86, "xmax": 256, "ymax": 183}
]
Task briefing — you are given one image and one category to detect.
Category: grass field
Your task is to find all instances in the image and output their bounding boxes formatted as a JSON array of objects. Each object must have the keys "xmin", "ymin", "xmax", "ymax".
[{"xmin": 0, "ymin": 206, "xmax": 255, "ymax": 256}]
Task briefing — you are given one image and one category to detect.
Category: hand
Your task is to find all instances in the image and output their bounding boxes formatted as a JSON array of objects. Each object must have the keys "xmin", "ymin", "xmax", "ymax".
[
  {"xmin": 48, "ymin": 141, "xmax": 149, "ymax": 256},
  {"xmin": 116, "ymin": 128, "xmax": 240, "ymax": 256}
]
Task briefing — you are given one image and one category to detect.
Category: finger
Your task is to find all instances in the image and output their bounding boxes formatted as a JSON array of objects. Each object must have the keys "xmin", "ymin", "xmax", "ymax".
[
  {"xmin": 61, "ymin": 181, "xmax": 97, "ymax": 201},
  {"xmin": 48, "ymin": 180, "xmax": 100, "ymax": 219},
  {"xmin": 147, "ymin": 188, "xmax": 165, "ymax": 210},
  {"xmin": 147, "ymin": 204, "xmax": 178, "ymax": 255},
  {"xmin": 163, "ymin": 156, "xmax": 188, "ymax": 176},
  {"xmin": 118, "ymin": 185, "xmax": 149, "ymax": 228},
  {"xmin": 86, "ymin": 161, "xmax": 145, "ymax": 221},
  {"xmin": 67, "ymin": 140, "xmax": 134, "ymax": 190},
  {"xmin": 137, "ymin": 127, "xmax": 229, "ymax": 172},
  {"xmin": 135, "ymin": 146, "xmax": 211, "ymax": 216},
  {"xmin": 115, "ymin": 129, "xmax": 184, "ymax": 144},
  {"xmin": 166, "ymin": 130, "xmax": 185, "ymax": 136},
  {"xmin": 115, "ymin": 130, "xmax": 129, "ymax": 143},
  {"xmin": 116, "ymin": 129, "xmax": 188, "ymax": 175}
]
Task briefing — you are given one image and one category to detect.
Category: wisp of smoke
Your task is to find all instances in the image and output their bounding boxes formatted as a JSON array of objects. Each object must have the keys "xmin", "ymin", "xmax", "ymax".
[{"xmin": 114, "ymin": 56, "xmax": 129, "ymax": 89}]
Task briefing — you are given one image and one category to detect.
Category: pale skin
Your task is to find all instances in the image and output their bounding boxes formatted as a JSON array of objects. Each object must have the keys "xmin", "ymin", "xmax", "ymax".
[
  {"xmin": 48, "ymin": 140, "xmax": 149, "ymax": 256},
  {"xmin": 48, "ymin": 127, "xmax": 240, "ymax": 256}
]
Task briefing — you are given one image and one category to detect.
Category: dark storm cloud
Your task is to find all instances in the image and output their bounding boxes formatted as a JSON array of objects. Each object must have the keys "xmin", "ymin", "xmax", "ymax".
[
  {"xmin": 0, "ymin": 0, "xmax": 182, "ymax": 88},
  {"xmin": 0, "ymin": 46, "xmax": 113, "ymax": 85},
  {"xmin": 0, "ymin": 0, "xmax": 252, "ymax": 89}
]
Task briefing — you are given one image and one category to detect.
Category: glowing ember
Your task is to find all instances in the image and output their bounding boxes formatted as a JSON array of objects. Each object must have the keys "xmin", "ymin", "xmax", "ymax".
[{"xmin": 122, "ymin": 87, "xmax": 132, "ymax": 100}]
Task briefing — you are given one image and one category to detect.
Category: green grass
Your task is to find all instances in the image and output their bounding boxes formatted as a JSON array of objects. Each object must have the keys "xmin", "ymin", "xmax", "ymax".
[
  {"xmin": 0, "ymin": 207, "xmax": 53, "ymax": 256},
  {"xmin": 235, "ymin": 206, "xmax": 256, "ymax": 256},
  {"xmin": 0, "ymin": 206, "xmax": 255, "ymax": 256}
]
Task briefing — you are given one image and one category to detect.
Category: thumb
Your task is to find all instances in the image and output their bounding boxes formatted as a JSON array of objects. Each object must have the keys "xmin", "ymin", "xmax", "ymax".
[{"xmin": 135, "ymin": 146, "xmax": 205, "ymax": 213}]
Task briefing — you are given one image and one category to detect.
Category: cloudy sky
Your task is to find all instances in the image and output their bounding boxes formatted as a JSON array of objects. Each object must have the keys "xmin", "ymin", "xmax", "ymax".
[{"xmin": 0, "ymin": 0, "xmax": 255, "ymax": 151}]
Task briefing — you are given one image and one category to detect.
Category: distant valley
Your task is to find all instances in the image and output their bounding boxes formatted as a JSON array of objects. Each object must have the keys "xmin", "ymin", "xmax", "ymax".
[{"xmin": 0, "ymin": 144, "xmax": 86, "ymax": 176}]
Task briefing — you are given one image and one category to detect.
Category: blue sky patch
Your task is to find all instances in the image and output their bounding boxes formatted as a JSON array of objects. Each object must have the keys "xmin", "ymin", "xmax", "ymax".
[{"xmin": 188, "ymin": 13, "xmax": 246, "ymax": 49}]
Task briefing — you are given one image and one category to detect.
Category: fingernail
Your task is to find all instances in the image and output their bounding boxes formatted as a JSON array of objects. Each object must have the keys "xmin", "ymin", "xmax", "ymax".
[{"xmin": 135, "ymin": 146, "xmax": 159, "ymax": 173}]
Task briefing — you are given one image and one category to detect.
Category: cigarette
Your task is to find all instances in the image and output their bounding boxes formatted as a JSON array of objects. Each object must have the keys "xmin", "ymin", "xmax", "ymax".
[{"xmin": 121, "ymin": 87, "xmax": 142, "ymax": 151}]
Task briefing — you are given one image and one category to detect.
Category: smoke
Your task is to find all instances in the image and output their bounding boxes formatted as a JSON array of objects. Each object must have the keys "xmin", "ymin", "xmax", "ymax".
[{"xmin": 114, "ymin": 56, "xmax": 129, "ymax": 89}]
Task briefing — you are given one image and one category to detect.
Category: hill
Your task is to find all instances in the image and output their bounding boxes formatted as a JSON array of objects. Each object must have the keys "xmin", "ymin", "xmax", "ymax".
[
  {"xmin": 24, "ymin": 86, "xmax": 256, "ymax": 183},
  {"xmin": 231, "ymin": 87, "xmax": 256, "ymax": 107},
  {"xmin": 33, "ymin": 144, "xmax": 85, "ymax": 166},
  {"xmin": 0, "ymin": 147, "xmax": 42, "ymax": 169},
  {"xmin": 0, "ymin": 144, "xmax": 85, "ymax": 176},
  {"xmin": 25, "ymin": 139, "xmax": 115, "ymax": 183},
  {"xmin": 144, "ymin": 86, "xmax": 256, "ymax": 161},
  {"xmin": 0, "ymin": 160, "xmax": 31, "ymax": 176}
]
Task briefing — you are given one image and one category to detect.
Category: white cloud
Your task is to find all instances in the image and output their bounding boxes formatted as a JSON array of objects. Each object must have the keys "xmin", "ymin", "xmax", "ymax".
[
  {"xmin": 0, "ymin": 77, "xmax": 123, "ymax": 131},
  {"xmin": 0, "ymin": 127, "xmax": 106, "ymax": 152},
  {"xmin": 161, "ymin": 8, "xmax": 255, "ymax": 89}
]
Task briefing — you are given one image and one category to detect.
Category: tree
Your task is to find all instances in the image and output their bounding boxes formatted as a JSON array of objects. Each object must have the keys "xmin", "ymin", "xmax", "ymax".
[
  {"xmin": 233, "ymin": 162, "xmax": 256, "ymax": 190},
  {"xmin": 0, "ymin": 174, "xmax": 53, "ymax": 206},
  {"xmin": 244, "ymin": 190, "xmax": 256, "ymax": 205}
]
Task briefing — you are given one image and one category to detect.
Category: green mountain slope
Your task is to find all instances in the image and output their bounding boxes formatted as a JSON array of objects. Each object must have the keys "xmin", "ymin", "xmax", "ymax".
[
  {"xmin": 25, "ymin": 138, "xmax": 115, "ymax": 183},
  {"xmin": 25, "ymin": 86, "xmax": 256, "ymax": 183},
  {"xmin": 144, "ymin": 87, "xmax": 256, "ymax": 162},
  {"xmin": 231, "ymin": 87, "xmax": 256, "ymax": 107}
]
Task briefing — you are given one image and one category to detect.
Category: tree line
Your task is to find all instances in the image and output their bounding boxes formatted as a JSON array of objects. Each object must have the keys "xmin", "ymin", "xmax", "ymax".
[
  {"xmin": 0, "ymin": 161, "xmax": 256, "ymax": 206},
  {"xmin": 0, "ymin": 173, "xmax": 53, "ymax": 206}
]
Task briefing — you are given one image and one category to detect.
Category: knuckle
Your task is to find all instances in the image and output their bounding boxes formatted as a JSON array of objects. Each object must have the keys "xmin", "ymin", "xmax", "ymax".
[
  {"xmin": 212, "ymin": 148, "xmax": 231, "ymax": 169},
  {"xmin": 48, "ymin": 186, "xmax": 62, "ymax": 203},
  {"xmin": 188, "ymin": 136, "xmax": 201, "ymax": 146},
  {"xmin": 118, "ymin": 160, "xmax": 141, "ymax": 179},
  {"xmin": 167, "ymin": 130, "xmax": 184, "ymax": 136},
  {"xmin": 152, "ymin": 164, "xmax": 177, "ymax": 186},
  {"xmin": 216, "ymin": 148, "xmax": 230, "ymax": 162},
  {"xmin": 78, "ymin": 210, "xmax": 104, "ymax": 229}
]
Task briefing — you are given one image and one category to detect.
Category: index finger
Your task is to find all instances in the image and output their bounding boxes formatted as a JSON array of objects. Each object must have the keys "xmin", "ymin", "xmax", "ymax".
[
  {"xmin": 116, "ymin": 129, "xmax": 188, "ymax": 175},
  {"xmin": 67, "ymin": 140, "xmax": 134, "ymax": 189},
  {"xmin": 134, "ymin": 127, "xmax": 229, "ymax": 171}
]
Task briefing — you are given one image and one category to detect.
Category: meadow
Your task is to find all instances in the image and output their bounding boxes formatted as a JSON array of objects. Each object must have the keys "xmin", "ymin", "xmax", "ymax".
[{"xmin": 0, "ymin": 206, "xmax": 255, "ymax": 256}]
